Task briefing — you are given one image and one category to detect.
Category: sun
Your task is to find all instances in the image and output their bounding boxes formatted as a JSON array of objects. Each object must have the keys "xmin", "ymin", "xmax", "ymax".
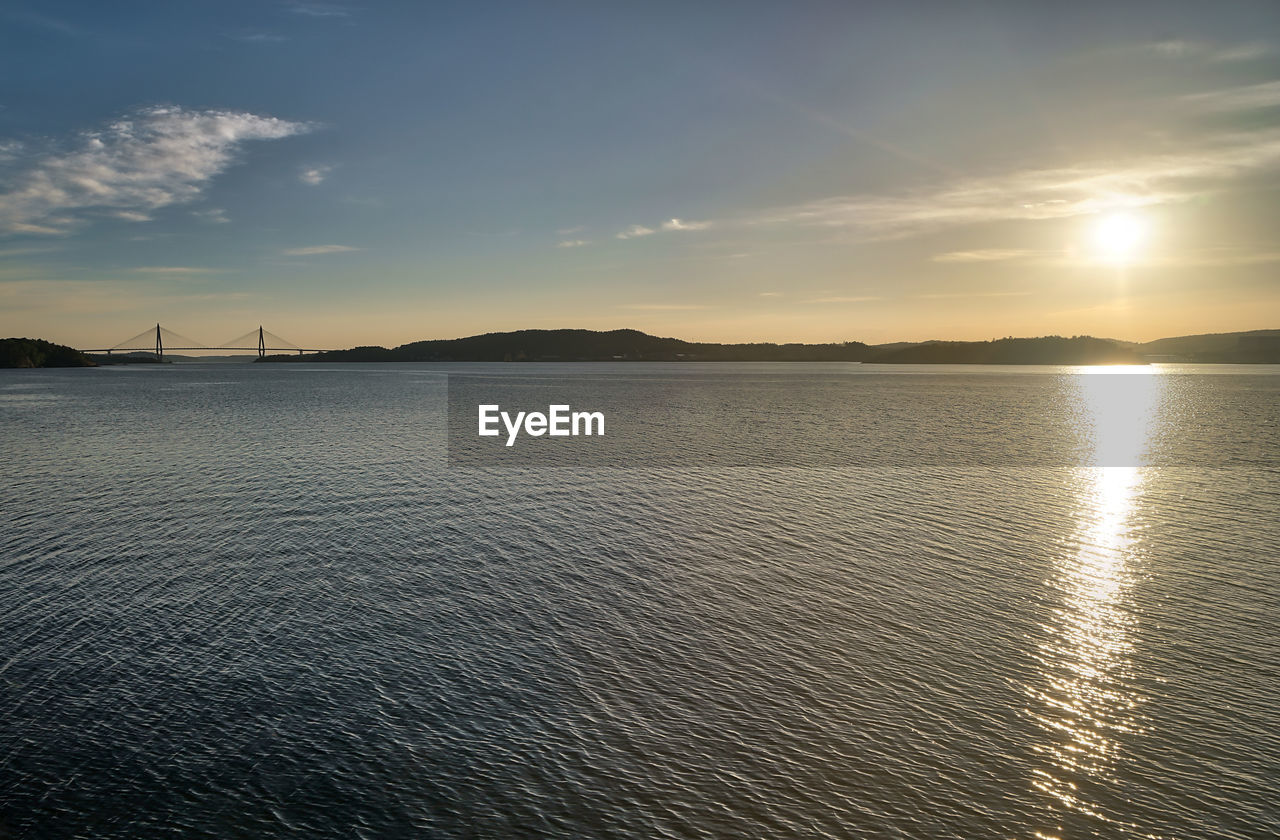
[{"xmin": 1089, "ymin": 211, "xmax": 1147, "ymax": 265}]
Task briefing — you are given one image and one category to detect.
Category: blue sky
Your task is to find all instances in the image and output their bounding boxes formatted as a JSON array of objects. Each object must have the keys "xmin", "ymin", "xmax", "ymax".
[{"xmin": 2, "ymin": 0, "xmax": 1279, "ymax": 348}]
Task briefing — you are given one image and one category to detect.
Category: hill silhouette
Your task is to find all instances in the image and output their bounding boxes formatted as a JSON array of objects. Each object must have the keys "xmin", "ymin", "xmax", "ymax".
[
  {"xmin": 280, "ymin": 329, "xmax": 873, "ymax": 363},
  {"xmin": 259, "ymin": 328, "xmax": 1168, "ymax": 364},
  {"xmin": 0, "ymin": 338, "xmax": 96, "ymax": 368},
  {"xmin": 1136, "ymin": 329, "xmax": 1280, "ymax": 362},
  {"xmin": 870, "ymin": 336, "xmax": 1146, "ymax": 365},
  {"xmin": 11, "ymin": 328, "xmax": 1273, "ymax": 368}
]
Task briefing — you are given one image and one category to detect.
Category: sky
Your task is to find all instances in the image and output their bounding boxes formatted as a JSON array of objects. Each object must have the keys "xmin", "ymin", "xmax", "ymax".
[{"xmin": 1, "ymin": 0, "xmax": 1279, "ymax": 349}]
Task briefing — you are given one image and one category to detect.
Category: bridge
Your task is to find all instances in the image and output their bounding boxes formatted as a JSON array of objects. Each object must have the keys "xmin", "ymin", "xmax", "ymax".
[{"xmin": 81, "ymin": 325, "xmax": 335, "ymax": 360}]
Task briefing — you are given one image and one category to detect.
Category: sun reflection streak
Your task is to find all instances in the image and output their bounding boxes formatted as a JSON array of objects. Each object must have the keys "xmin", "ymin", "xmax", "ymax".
[{"xmin": 1028, "ymin": 369, "xmax": 1163, "ymax": 831}]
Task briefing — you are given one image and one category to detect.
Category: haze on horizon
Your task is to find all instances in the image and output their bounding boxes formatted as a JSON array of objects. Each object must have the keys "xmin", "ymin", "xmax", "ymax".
[{"xmin": 1, "ymin": 0, "xmax": 1278, "ymax": 350}]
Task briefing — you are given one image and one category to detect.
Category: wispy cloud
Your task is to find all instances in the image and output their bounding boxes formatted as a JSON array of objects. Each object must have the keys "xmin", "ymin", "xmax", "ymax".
[
  {"xmin": 661, "ymin": 218, "xmax": 711, "ymax": 232},
  {"xmin": 299, "ymin": 165, "xmax": 332, "ymax": 185},
  {"xmin": 670, "ymin": 63, "xmax": 1280, "ymax": 251},
  {"xmin": 287, "ymin": 2, "xmax": 350, "ymax": 18},
  {"xmin": 1144, "ymin": 39, "xmax": 1272, "ymax": 63},
  {"xmin": 0, "ymin": 278, "xmax": 253, "ymax": 314},
  {"xmin": 2, "ymin": 9, "xmax": 83, "ymax": 37},
  {"xmin": 932, "ymin": 249, "xmax": 1038, "ymax": 263},
  {"xmin": 231, "ymin": 31, "xmax": 287, "ymax": 43},
  {"xmin": 614, "ymin": 219, "xmax": 711, "ymax": 240},
  {"xmin": 1211, "ymin": 43, "xmax": 1273, "ymax": 62},
  {"xmin": 0, "ymin": 106, "xmax": 310, "ymax": 236},
  {"xmin": 758, "ymin": 291, "xmax": 782, "ymax": 297},
  {"xmin": 281, "ymin": 244, "xmax": 360, "ymax": 256},
  {"xmin": 192, "ymin": 208, "xmax": 230, "ymax": 224},
  {"xmin": 556, "ymin": 239, "xmax": 589, "ymax": 248},
  {"xmin": 617, "ymin": 303, "xmax": 711, "ymax": 310},
  {"xmin": 131, "ymin": 266, "xmax": 224, "ymax": 275},
  {"xmin": 804, "ymin": 296, "xmax": 881, "ymax": 304},
  {"xmin": 1180, "ymin": 80, "xmax": 1280, "ymax": 113},
  {"xmin": 0, "ymin": 245, "xmax": 61, "ymax": 258},
  {"xmin": 1127, "ymin": 248, "xmax": 1280, "ymax": 268},
  {"xmin": 914, "ymin": 291, "xmax": 1033, "ymax": 299},
  {"xmin": 556, "ymin": 225, "xmax": 584, "ymax": 235},
  {"xmin": 750, "ymin": 127, "xmax": 1280, "ymax": 240}
]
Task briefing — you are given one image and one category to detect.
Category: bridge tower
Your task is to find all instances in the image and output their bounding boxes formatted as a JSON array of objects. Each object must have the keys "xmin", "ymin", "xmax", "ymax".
[
  {"xmin": 258, "ymin": 326, "xmax": 266, "ymax": 359},
  {"xmin": 154, "ymin": 323, "xmax": 163, "ymax": 361}
]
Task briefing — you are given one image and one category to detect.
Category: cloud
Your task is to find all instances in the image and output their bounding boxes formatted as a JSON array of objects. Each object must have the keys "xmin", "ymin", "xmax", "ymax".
[
  {"xmin": 750, "ymin": 126, "xmax": 1280, "ymax": 240},
  {"xmin": 914, "ymin": 291, "xmax": 1033, "ymax": 299},
  {"xmin": 758, "ymin": 292, "xmax": 781, "ymax": 297},
  {"xmin": 556, "ymin": 225, "xmax": 584, "ymax": 235},
  {"xmin": 1212, "ymin": 43, "xmax": 1273, "ymax": 62},
  {"xmin": 1180, "ymin": 80, "xmax": 1280, "ymax": 113},
  {"xmin": 0, "ymin": 106, "xmax": 310, "ymax": 235},
  {"xmin": 1122, "ymin": 248, "xmax": 1280, "ymax": 268},
  {"xmin": 0, "ymin": 278, "xmax": 253, "ymax": 315},
  {"xmin": 613, "ymin": 219, "xmax": 711, "ymax": 240},
  {"xmin": 556, "ymin": 239, "xmax": 589, "ymax": 248},
  {"xmin": 231, "ymin": 32, "xmax": 287, "ymax": 43},
  {"xmin": 932, "ymin": 249, "xmax": 1037, "ymax": 263},
  {"xmin": 0, "ymin": 245, "xmax": 60, "ymax": 257},
  {"xmin": 287, "ymin": 2, "xmax": 350, "ymax": 17},
  {"xmin": 693, "ymin": 65, "xmax": 1280, "ymax": 250},
  {"xmin": 617, "ymin": 303, "xmax": 711, "ymax": 310},
  {"xmin": 131, "ymin": 266, "xmax": 222, "ymax": 274},
  {"xmin": 281, "ymin": 244, "xmax": 360, "ymax": 256},
  {"xmin": 1145, "ymin": 40, "xmax": 1272, "ymax": 63},
  {"xmin": 299, "ymin": 165, "xmax": 332, "ymax": 185},
  {"xmin": 1, "ymin": 9, "xmax": 83, "ymax": 37},
  {"xmin": 661, "ymin": 218, "xmax": 711, "ymax": 232},
  {"xmin": 192, "ymin": 208, "xmax": 230, "ymax": 224},
  {"xmin": 804, "ymin": 296, "xmax": 881, "ymax": 304}
]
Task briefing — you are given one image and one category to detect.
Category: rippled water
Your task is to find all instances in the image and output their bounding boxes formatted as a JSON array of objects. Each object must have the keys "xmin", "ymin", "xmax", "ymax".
[{"xmin": 1, "ymin": 363, "xmax": 1277, "ymax": 839}]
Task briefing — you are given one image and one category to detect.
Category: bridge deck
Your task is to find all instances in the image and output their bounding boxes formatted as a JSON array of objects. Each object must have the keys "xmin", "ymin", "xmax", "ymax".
[{"xmin": 80, "ymin": 347, "xmax": 333, "ymax": 353}]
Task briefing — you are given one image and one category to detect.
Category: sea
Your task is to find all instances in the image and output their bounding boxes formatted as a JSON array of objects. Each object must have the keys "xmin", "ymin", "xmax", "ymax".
[{"xmin": 1, "ymin": 362, "xmax": 1277, "ymax": 839}]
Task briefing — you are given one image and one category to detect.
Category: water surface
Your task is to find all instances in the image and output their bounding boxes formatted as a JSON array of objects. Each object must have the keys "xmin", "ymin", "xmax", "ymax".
[{"xmin": 1, "ymin": 363, "xmax": 1276, "ymax": 838}]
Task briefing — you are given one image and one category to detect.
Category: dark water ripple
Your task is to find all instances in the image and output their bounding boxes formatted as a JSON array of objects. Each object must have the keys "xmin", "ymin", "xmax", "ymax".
[{"xmin": 1, "ymin": 364, "xmax": 1277, "ymax": 839}]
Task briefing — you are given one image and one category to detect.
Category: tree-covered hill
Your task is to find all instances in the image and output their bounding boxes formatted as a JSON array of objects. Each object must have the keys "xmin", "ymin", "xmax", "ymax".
[
  {"xmin": 870, "ymin": 335, "xmax": 1146, "ymax": 365},
  {"xmin": 0, "ymin": 338, "xmax": 96, "ymax": 368},
  {"xmin": 256, "ymin": 327, "xmax": 1279, "ymax": 364},
  {"xmin": 267, "ymin": 329, "xmax": 873, "ymax": 362}
]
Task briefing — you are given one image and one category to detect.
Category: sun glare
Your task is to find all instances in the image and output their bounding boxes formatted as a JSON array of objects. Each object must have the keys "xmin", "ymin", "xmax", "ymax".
[{"xmin": 1090, "ymin": 212, "xmax": 1147, "ymax": 265}]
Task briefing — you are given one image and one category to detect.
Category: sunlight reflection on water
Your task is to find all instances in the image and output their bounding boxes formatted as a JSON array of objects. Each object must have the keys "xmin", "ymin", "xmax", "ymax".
[{"xmin": 1030, "ymin": 370, "xmax": 1162, "ymax": 834}]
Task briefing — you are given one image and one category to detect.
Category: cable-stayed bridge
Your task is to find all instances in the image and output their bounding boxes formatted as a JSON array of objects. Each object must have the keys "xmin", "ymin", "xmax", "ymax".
[{"xmin": 81, "ymin": 325, "xmax": 334, "ymax": 359}]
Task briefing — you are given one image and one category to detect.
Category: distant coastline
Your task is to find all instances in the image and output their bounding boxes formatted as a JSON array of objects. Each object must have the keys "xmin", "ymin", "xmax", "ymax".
[
  {"xmin": 258, "ymin": 328, "xmax": 1280, "ymax": 365},
  {"xmin": 6, "ymin": 329, "xmax": 1278, "ymax": 368}
]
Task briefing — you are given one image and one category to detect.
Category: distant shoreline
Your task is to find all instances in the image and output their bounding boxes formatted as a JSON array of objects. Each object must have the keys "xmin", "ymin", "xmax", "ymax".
[
  {"xmin": 256, "ymin": 328, "xmax": 1279, "ymax": 366},
  {"xmin": 5, "ymin": 328, "xmax": 1278, "ymax": 368}
]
